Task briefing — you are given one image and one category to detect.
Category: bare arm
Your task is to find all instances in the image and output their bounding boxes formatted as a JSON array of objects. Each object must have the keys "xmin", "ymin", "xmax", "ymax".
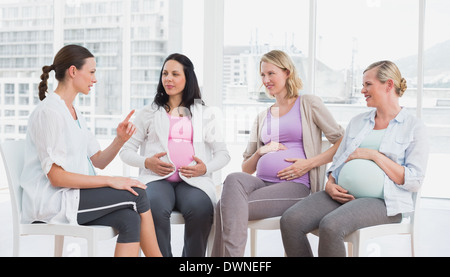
[
  {"xmin": 278, "ymin": 138, "xmax": 343, "ymax": 180},
  {"xmin": 346, "ymin": 148, "xmax": 405, "ymax": 185},
  {"xmin": 91, "ymin": 110, "xmax": 136, "ymax": 169},
  {"xmin": 47, "ymin": 164, "xmax": 146, "ymax": 196}
]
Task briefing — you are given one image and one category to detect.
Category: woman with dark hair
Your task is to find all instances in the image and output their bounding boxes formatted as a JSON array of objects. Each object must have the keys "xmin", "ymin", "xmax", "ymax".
[
  {"xmin": 120, "ymin": 53, "xmax": 230, "ymax": 257},
  {"xmin": 21, "ymin": 44, "xmax": 162, "ymax": 257}
]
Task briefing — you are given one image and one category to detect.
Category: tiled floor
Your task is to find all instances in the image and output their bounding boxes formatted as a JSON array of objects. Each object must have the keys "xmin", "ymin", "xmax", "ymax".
[{"xmin": 1, "ymin": 187, "xmax": 450, "ymax": 257}]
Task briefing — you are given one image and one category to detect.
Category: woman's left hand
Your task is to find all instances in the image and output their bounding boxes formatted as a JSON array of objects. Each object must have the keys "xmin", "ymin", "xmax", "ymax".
[
  {"xmin": 277, "ymin": 158, "xmax": 312, "ymax": 181},
  {"xmin": 179, "ymin": 156, "xmax": 207, "ymax": 178},
  {"xmin": 116, "ymin": 110, "xmax": 137, "ymax": 143}
]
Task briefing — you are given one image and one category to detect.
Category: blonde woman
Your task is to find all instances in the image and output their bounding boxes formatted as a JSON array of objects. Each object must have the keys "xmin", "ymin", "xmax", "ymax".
[
  {"xmin": 212, "ymin": 50, "xmax": 344, "ymax": 257},
  {"xmin": 280, "ymin": 61, "xmax": 429, "ymax": 257}
]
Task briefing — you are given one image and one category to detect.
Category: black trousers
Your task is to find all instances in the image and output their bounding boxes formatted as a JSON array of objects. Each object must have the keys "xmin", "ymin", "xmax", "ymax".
[
  {"xmin": 146, "ymin": 180, "xmax": 213, "ymax": 257},
  {"xmin": 77, "ymin": 187, "xmax": 150, "ymax": 243}
]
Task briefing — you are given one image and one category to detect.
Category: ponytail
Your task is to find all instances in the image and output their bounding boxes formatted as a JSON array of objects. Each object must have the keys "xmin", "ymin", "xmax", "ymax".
[
  {"xmin": 38, "ymin": 44, "xmax": 94, "ymax": 101},
  {"xmin": 39, "ymin": 65, "xmax": 54, "ymax": 101}
]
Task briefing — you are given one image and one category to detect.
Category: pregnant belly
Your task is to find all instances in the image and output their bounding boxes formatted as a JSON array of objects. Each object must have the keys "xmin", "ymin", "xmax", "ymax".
[
  {"xmin": 167, "ymin": 140, "xmax": 194, "ymax": 182},
  {"xmin": 256, "ymin": 147, "xmax": 309, "ymax": 186},
  {"xmin": 338, "ymin": 159, "xmax": 385, "ymax": 199}
]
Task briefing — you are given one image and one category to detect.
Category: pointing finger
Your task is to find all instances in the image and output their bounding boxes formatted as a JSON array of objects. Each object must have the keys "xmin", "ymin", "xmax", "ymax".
[{"xmin": 123, "ymin": 110, "xmax": 135, "ymax": 123}]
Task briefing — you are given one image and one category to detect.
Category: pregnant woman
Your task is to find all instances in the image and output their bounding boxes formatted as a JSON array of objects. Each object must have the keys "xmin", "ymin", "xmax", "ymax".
[
  {"xmin": 211, "ymin": 50, "xmax": 344, "ymax": 257},
  {"xmin": 120, "ymin": 53, "xmax": 230, "ymax": 257},
  {"xmin": 280, "ymin": 60, "xmax": 429, "ymax": 257}
]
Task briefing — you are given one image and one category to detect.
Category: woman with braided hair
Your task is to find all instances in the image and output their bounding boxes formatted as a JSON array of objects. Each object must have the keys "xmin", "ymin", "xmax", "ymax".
[{"xmin": 21, "ymin": 44, "xmax": 162, "ymax": 257}]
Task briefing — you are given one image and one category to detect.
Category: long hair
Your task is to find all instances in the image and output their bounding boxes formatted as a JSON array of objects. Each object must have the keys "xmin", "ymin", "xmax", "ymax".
[
  {"xmin": 39, "ymin": 44, "xmax": 94, "ymax": 101},
  {"xmin": 153, "ymin": 53, "xmax": 203, "ymax": 113},
  {"xmin": 260, "ymin": 50, "xmax": 303, "ymax": 99}
]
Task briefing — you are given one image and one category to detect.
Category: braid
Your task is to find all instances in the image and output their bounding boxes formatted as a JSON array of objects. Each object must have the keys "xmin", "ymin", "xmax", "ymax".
[{"xmin": 39, "ymin": 65, "xmax": 54, "ymax": 101}]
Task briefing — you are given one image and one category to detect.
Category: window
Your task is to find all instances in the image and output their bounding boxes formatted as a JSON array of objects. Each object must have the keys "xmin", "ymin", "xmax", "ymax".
[
  {"xmin": 222, "ymin": 0, "xmax": 310, "ymax": 173},
  {"xmin": 421, "ymin": 0, "xmax": 450, "ymax": 198},
  {"xmin": 219, "ymin": 0, "xmax": 450, "ymax": 201},
  {"xmin": 4, "ymin": 110, "xmax": 15, "ymax": 117},
  {"xmin": 4, "ymin": 83, "xmax": 15, "ymax": 105},
  {"xmin": 19, "ymin": 83, "xmax": 29, "ymax": 105},
  {"xmin": 316, "ymin": 0, "xmax": 419, "ymax": 125},
  {"xmin": 1, "ymin": 1, "xmax": 449, "ymax": 200}
]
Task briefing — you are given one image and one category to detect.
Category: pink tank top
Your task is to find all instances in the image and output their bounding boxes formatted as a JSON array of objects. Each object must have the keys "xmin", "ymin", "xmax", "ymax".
[{"xmin": 166, "ymin": 113, "xmax": 195, "ymax": 182}]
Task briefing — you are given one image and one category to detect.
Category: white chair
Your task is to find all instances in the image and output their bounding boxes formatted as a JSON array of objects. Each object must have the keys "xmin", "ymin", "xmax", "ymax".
[
  {"xmin": 309, "ymin": 191, "xmax": 421, "ymax": 257},
  {"xmin": 170, "ymin": 211, "xmax": 215, "ymax": 257},
  {"xmin": 1, "ymin": 140, "xmax": 118, "ymax": 257},
  {"xmin": 248, "ymin": 216, "xmax": 281, "ymax": 257}
]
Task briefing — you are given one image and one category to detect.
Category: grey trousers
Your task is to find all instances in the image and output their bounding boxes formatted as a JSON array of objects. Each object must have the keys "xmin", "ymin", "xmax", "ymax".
[
  {"xmin": 146, "ymin": 180, "xmax": 213, "ymax": 257},
  {"xmin": 280, "ymin": 190, "xmax": 402, "ymax": 257},
  {"xmin": 212, "ymin": 172, "xmax": 310, "ymax": 257}
]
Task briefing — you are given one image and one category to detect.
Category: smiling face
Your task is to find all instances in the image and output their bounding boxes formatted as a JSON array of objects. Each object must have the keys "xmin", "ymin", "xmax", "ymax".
[
  {"xmin": 361, "ymin": 67, "xmax": 388, "ymax": 108},
  {"xmin": 260, "ymin": 61, "xmax": 289, "ymax": 98},
  {"xmin": 162, "ymin": 59, "xmax": 186, "ymax": 98},
  {"xmin": 72, "ymin": 57, "xmax": 97, "ymax": 95}
]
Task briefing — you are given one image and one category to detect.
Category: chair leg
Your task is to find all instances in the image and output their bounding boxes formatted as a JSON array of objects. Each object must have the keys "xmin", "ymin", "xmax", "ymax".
[
  {"xmin": 347, "ymin": 242, "xmax": 353, "ymax": 257},
  {"xmin": 12, "ymin": 233, "xmax": 20, "ymax": 257},
  {"xmin": 54, "ymin": 235, "xmax": 64, "ymax": 257},
  {"xmin": 206, "ymin": 225, "xmax": 215, "ymax": 257},
  {"xmin": 250, "ymin": 229, "xmax": 257, "ymax": 257},
  {"xmin": 86, "ymin": 238, "xmax": 97, "ymax": 257}
]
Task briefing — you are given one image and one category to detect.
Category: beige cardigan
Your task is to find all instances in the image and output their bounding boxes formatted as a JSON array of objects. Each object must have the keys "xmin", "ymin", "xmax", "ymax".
[{"xmin": 243, "ymin": 94, "xmax": 344, "ymax": 193}]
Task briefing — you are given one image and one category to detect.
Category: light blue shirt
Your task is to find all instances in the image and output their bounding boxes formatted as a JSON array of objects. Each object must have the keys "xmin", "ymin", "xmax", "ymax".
[{"xmin": 328, "ymin": 108, "xmax": 429, "ymax": 216}]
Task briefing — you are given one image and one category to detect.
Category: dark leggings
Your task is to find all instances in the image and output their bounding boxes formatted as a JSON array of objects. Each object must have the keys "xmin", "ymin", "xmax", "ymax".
[
  {"xmin": 146, "ymin": 180, "xmax": 214, "ymax": 257},
  {"xmin": 77, "ymin": 187, "xmax": 150, "ymax": 243}
]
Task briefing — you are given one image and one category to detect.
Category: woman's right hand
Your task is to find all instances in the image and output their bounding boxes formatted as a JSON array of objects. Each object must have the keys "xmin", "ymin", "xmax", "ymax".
[
  {"xmin": 108, "ymin": 176, "xmax": 147, "ymax": 196},
  {"xmin": 145, "ymin": 152, "xmax": 175, "ymax": 176},
  {"xmin": 324, "ymin": 176, "xmax": 355, "ymax": 204},
  {"xmin": 257, "ymin": 141, "xmax": 287, "ymax": 156}
]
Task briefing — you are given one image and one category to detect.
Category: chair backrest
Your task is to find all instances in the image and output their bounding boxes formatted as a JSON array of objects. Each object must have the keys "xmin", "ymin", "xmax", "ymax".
[{"xmin": 0, "ymin": 140, "xmax": 25, "ymax": 224}]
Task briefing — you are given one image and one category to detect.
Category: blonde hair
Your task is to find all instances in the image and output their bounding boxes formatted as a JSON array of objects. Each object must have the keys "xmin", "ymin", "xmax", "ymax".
[
  {"xmin": 364, "ymin": 60, "xmax": 407, "ymax": 97},
  {"xmin": 260, "ymin": 50, "xmax": 303, "ymax": 98}
]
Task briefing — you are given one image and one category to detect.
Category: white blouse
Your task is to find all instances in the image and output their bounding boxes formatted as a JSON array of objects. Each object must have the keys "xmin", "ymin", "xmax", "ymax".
[
  {"xmin": 120, "ymin": 102, "xmax": 230, "ymax": 204},
  {"xmin": 20, "ymin": 92, "xmax": 100, "ymax": 224}
]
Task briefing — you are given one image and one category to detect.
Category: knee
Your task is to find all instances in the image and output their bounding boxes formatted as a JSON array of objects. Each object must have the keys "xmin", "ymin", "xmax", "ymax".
[
  {"xmin": 318, "ymin": 215, "xmax": 342, "ymax": 239},
  {"xmin": 223, "ymin": 172, "xmax": 246, "ymax": 187},
  {"xmin": 188, "ymin": 201, "xmax": 214, "ymax": 221},
  {"xmin": 280, "ymin": 206, "xmax": 302, "ymax": 234},
  {"xmin": 134, "ymin": 187, "xmax": 150, "ymax": 213},
  {"xmin": 116, "ymin": 211, "xmax": 141, "ymax": 243},
  {"xmin": 222, "ymin": 172, "xmax": 248, "ymax": 195},
  {"xmin": 183, "ymin": 201, "xmax": 213, "ymax": 227}
]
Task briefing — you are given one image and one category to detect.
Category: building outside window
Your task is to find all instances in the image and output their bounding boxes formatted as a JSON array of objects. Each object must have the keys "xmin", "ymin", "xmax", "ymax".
[
  {"xmin": 1, "ymin": 0, "xmax": 449, "ymax": 201},
  {"xmin": 0, "ymin": 0, "xmax": 182, "ymax": 141},
  {"xmin": 221, "ymin": 0, "xmax": 450, "ymax": 199}
]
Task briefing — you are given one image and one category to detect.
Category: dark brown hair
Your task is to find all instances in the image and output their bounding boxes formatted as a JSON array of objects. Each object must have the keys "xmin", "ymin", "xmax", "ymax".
[
  {"xmin": 39, "ymin": 44, "xmax": 94, "ymax": 101},
  {"xmin": 154, "ymin": 53, "xmax": 203, "ymax": 113}
]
